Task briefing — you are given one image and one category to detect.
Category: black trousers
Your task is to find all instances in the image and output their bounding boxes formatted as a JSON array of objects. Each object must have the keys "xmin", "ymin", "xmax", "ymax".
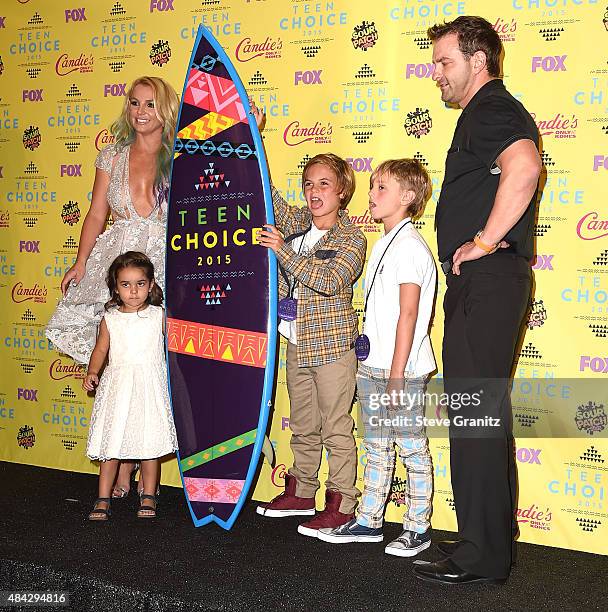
[{"xmin": 442, "ymin": 253, "xmax": 531, "ymax": 579}]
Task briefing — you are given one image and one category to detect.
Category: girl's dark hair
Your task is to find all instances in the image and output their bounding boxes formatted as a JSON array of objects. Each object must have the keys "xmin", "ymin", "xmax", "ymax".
[{"xmin": 104, "ymin": 251, "xmax": 163, "ymax": 311}]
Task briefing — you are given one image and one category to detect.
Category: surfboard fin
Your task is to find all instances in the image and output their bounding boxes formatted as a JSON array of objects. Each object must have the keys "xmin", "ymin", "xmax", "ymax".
[{"xmin": 262, "ymin": 435, "xmax": 275, "ymax": 467}]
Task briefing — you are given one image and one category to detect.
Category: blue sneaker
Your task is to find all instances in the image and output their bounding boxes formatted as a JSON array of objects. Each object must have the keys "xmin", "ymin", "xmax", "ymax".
[
  {"xmin": 385, "ymin": 529, "xmax": 431, "ymax": 557},
  {"xmin": 317, "ymin": 518, "xmax": 384, "ymax": 543}
]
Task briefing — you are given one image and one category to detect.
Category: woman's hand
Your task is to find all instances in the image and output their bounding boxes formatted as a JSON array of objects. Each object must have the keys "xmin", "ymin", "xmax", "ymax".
[
  {"xmin": 257, "ymin": 225, "xmax": 284, "ymax": 253},
  {"xmin": 60, "ymin": 261, "xmax": 86, "ymax": 295}
]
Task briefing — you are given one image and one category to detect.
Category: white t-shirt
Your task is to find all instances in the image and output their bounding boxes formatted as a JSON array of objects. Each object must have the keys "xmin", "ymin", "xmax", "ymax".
[
  {"xmin": 278, "ymin": 224, "xmax": 328, "ymax": 345},
  {"xmin": 362, "ymin": 218, "xmax": 437, "ymax": 377}
]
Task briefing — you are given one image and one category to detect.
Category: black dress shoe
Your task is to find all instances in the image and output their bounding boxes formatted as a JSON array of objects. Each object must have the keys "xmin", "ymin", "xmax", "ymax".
[
  {"xmin": 436, "ymin": 539, "xmax": 462, "ymax": 557},
  {"xmin": 413, "ymin": 558, "xmax": 507, "ymax": 585}
]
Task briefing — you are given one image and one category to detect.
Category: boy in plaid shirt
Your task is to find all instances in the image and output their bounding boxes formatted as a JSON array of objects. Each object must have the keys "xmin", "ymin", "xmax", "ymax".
[
  {"xmin": 318, "ymin": 159, "xmax": 436, "ymax": 556},
  {"xmin": 255, "ymin": 146, "xmax": 366, "ymax": 537}
]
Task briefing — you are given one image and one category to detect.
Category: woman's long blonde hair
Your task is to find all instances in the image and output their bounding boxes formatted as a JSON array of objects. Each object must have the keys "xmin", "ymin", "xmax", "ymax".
[{"xmin": 110, "ymin": 76, "xmax": 179, "ymax": 187}]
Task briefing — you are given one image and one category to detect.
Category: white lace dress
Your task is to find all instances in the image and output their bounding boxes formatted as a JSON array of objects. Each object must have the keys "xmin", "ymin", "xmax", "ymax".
[
  {"xmin": 86, "ymin": 305, "xmax": 178, "ymax": 461},
  {"xmin": 46, "ymin": 143, "xmax": 167, "ymax": 365}
]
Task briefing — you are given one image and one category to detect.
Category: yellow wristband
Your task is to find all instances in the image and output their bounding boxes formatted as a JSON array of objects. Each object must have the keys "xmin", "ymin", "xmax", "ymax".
[{"xmin": 474, "ymin": 231, "xmax": 497, "ymax": 254}]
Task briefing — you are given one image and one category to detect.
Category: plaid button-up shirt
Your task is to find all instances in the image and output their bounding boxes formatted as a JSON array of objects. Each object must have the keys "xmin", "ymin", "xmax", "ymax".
[{"xmin": 271, "ymin": 186, "xmax": 366, "ymax": 368}]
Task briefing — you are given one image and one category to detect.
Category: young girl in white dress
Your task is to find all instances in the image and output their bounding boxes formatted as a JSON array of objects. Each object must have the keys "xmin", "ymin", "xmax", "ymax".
[{"xmin": 84, "ymin": 251, "xmax": 178, "ymax": 521}]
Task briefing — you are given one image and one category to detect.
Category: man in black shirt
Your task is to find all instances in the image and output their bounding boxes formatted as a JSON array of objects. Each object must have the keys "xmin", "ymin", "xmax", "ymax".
[{"xmin": 413, "ymin": 16, "xmax": 541, "ymax": 585}]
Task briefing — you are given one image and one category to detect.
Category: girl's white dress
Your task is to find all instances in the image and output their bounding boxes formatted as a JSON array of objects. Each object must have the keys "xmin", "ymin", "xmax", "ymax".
[{"xmin": 86, "ymin": 305, "xmax": 178, "ymax": 461}]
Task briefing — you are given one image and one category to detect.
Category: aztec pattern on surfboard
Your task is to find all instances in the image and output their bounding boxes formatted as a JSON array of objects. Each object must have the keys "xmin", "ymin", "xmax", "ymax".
[{"xmin": 166, "ymin": 25, "xmax": 276, "ymax": 529}]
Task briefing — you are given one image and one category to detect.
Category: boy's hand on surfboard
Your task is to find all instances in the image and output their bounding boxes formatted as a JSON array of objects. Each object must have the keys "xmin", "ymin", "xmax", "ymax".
[
  {"xmin": 249, "ymin": 99, "xmax": 265, "ymax": 130},
  {"xmin": 257, "ymin": 225, "xmax": 284, "ymax": 253}
]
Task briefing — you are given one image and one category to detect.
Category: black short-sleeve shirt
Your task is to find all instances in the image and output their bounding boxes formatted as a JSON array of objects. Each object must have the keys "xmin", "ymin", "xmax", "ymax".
[{"xmin": 436, "ymin": 79, "xmax": 540, "ymax": 262}]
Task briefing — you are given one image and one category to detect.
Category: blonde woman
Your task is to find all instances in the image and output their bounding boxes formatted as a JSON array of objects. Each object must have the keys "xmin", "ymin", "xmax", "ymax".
[{"xmin": 46, "ymin": 76, "xmax": 179, "ymax": 497}]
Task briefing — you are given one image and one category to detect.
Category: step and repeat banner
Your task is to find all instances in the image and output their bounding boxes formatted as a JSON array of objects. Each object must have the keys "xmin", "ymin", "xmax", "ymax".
[{"xmin": 0, "ymin": 0, "xmax": 606, "ymax": 554}]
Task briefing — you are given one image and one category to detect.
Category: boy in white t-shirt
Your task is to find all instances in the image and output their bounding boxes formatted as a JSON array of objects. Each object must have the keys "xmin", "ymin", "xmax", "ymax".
[{"xmin": 318, "ymin": 159, "xmax": 437, "ymax": 557}]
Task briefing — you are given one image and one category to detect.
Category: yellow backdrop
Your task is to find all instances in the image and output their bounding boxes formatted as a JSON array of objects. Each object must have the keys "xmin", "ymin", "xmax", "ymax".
[{"xmin": 0, "ymin": 0, "xmax": 606, "ymax": 555}]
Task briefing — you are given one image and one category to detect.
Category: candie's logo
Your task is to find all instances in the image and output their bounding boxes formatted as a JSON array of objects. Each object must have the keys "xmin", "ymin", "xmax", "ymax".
[
  {"xmin": 575, "ymin": 401, "xmax": 607, "ymax": 435},
  {"xmin": 577, "ymin": 212, "xmax": 608, "ymax": 241},
  {"xmin": 55, "ymin": 53, "xmax": 94, "ymax": 76},
  {"xmin": 271, "ymin": 463, "xmax": 286, "ymax": 487},
  {"xmin": 349, "ymin": 210, "xmax": 381, "ymax": 233},
  {"xmin": 530, "ymin": 112, "xmax": 577, "ymax": 138},
  {"xmin": 516, "ymin": 504, "xmax": 552, "ymax": 531},
  {"xmin": 235, "ymin": 37, "xmax": 282, "ymax": 62},
  {"xmin": 283, "ymin": 120, "xmax": 332, "ymax": 146},
  {"xmin": 493, "ymin": 17, "xmax": 517, "ymax": 42},
  {"xmin": 11, "ymin": 282, "xmax": 47, "ymax": 304},
  {"xmin": 49, "ymin": 359, "xmax": 85, "ymax": 380},
  {"xmin": 95, "ymin": 129, "xmax": 115, "ymax": 151}
]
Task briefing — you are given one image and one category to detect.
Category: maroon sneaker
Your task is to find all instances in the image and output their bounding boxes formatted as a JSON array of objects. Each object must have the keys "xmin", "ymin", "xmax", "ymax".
[
  {"xmin": 297, "ymin": 489, "xmax": 354, "ymax": 537},
  {"xmin": 256, "ymin": 474, "xmax": 316, "ymax": 517}
]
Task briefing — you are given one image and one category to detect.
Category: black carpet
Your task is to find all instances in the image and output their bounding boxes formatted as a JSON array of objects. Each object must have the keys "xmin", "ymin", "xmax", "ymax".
[{"xmin": 0, "ymin": 462, "xmax": 606, "ymax": 612}]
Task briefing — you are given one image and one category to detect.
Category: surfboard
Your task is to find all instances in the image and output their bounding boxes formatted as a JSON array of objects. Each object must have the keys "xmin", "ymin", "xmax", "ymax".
[{"xmin": 165, "ymin": 25, "xmax": 276, "ymax": 529}]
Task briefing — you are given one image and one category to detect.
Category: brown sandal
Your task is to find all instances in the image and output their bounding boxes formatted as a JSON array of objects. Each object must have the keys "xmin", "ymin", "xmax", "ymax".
[
  {"xmin": 137, "ymin": 494, "xmax": 157, "ymax": 519},
  {"xmin": 88, "ymin": 498, "xmax": 111, "ymax": 521}
]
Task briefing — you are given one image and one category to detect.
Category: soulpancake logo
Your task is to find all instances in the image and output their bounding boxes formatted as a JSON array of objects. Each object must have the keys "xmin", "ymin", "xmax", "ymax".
[{"xmin": 235, "ymin": 36, "xmax": 282, "ymax": 62}]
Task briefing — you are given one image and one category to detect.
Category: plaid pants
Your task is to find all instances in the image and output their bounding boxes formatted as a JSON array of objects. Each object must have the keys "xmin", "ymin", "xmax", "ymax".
[{"xmin": 356, "ymin": 364, "xmax": 433, "ymax": 532}]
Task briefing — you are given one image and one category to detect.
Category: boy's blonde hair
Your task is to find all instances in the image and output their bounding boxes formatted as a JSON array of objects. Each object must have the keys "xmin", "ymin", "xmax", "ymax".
[
  {"xmin": 301, "ymin": 153, "xmax": 356, "ymax": 208},
  {"xmin": 371, "ymin": 159, "xmax": 431, "ymax": 218}
]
